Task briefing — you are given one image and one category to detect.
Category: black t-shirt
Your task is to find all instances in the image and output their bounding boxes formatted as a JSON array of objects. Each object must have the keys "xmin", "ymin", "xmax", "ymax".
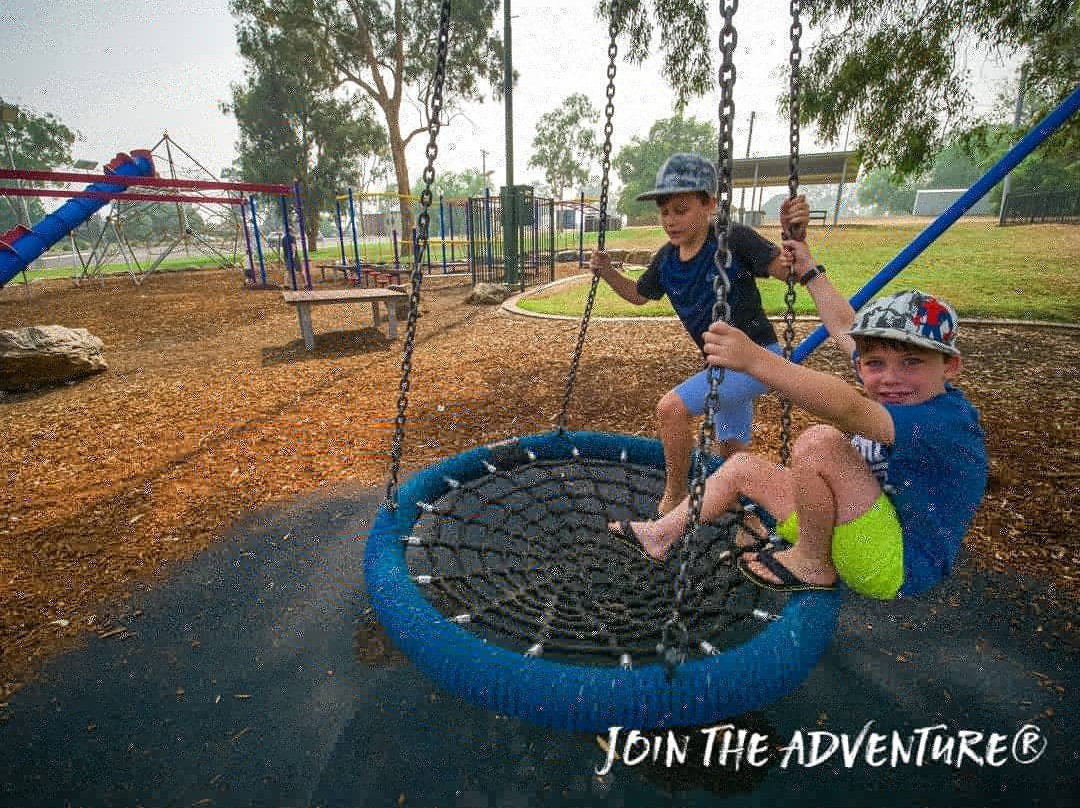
[{"xmin": 636, "ymin": 224, "xmax": 779, "ymax": 350}]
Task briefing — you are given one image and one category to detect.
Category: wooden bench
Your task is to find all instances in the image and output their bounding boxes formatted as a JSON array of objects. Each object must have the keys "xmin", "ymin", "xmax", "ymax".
[
  {"xmin": 282, "ymin": 288, "xmax": 408, "ymax": 350},
  {"xmin": 809, "ymin": 209, "xmax": 828, "ymax": 226}
]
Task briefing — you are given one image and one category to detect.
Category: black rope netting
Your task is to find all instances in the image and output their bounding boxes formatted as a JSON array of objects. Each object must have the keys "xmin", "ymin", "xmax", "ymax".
[{"xmin": 400, "ymin": 443, "xmax": 783, "ymax": 668}]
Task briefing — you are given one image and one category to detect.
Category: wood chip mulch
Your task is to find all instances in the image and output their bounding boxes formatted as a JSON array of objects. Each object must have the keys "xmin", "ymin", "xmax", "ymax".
[{"xmin": 0, "ymin": 266, "xmax": 1076, "ymax": 703}]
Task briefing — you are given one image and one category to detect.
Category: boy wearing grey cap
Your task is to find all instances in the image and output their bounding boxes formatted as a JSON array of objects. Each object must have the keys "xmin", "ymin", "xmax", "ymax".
[
  {"xmin": 591, "ymin": 152, "xmax": 809, "ymax": 515},
  {"xmin": 609, "ymin": 234, "xmax": 988, "ymax": 599}
]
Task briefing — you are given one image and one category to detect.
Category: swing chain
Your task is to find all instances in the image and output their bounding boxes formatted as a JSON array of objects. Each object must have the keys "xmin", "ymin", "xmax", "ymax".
[
  {"xmin": 779, "ymin": 0, "xmax": 802, "ymax": 467},
  {"xmin": 556, "ymin": 0, "xmax": 619, "ymax": 432},
  {"xmin": 660, "ymin": 0, "xmax": 739, "ymax": 678},
  {"xmin": 787, "ymin": 0, "xmax": 802, "ymax": 205},
  {"xmin": 384, "ymin": 0, "xmax": 452, "ymax": 508}
]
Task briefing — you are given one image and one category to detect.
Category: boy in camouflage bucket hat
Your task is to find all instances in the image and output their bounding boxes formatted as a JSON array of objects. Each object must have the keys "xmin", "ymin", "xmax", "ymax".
[
  {"xmin": 592, "ymin": 153, "xmax": 811, "ymax": 516},
  {"xmin": 609, "ymin": 244, "xmax": 988, "ymax": 599}
]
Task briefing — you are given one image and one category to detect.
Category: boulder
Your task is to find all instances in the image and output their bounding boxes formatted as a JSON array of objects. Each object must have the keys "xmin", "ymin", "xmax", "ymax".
[
  {"xmin": 465, "ymin": 282, "xmax": 515, "ymax": 305},
  {"xmin": 555, "ymin": 248, "xmax": 656, "ymax": 267},
  {"xmin": 0, "ymin": 325, "xmax": 107, "ymax": 391}
]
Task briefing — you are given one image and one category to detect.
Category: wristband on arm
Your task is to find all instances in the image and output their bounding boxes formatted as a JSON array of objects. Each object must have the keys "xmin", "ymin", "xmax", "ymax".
[{"xmin": 798, "ymin": 263, "xmax": 826, "ymax": 286}]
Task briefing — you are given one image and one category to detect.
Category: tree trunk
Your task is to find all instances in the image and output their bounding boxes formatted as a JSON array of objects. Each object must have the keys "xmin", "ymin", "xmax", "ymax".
[
  {"xmin": 306, "ymin": 210, "xmax": 320, "ymax": 253},
  {"xmin": 386, "ymin": 116, "xmax": 414, "ymax": 248}
]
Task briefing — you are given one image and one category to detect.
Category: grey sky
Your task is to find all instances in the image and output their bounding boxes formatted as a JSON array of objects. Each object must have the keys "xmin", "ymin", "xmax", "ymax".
[{"xmin": 2, "ymin": 1, "xmax": 1018, "ymax": 195}]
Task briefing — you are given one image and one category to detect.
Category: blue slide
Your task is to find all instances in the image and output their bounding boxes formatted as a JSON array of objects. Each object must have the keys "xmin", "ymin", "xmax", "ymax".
[{"xmin": 0, "ymin": 150, "xmax": 156, "ymax": 288}]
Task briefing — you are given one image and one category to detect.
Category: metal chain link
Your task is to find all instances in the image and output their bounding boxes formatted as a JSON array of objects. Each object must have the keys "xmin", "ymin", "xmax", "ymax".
[
  {"xmin": 556, "ymin": 1, "xmax": 619, "ymax": 432},
  {"xmin": 778, "ymin": 0, "xmax": 802, "ymax": 467},
  {"xmin": 659, "ymin": 0, "xmax": 739, "ymax": 677},
  {"xmin": 384, "ymin": 0, "xmax": 452, "ymax": 508}
]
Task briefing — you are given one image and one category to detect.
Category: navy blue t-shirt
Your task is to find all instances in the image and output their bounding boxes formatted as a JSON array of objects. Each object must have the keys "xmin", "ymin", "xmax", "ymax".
[
  {"xmin": 636, "ymin": 224, "xmax": 779, "ymax": 351},
  {"xmin": 850, "ymin": 385, "xmax": 988, "ymax": 596}
]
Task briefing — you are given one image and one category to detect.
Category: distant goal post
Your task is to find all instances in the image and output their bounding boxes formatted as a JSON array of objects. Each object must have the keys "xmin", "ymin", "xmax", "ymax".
[{"xmin": 912, "ymin": 188, "xmax": 994, "ymax": 217}]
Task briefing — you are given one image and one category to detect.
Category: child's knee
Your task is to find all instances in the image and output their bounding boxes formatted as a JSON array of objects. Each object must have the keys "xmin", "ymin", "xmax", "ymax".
[
  {"xmin": 793, "ymin": 424, "xmax": 850, "ymax": 464},
  {"xmin": 657, "ymin": 390, "xmax": 690, "ymax": 422},
  {"xmin": 722, "ymin": 450, "xmax": 758, "ymax": 483}
]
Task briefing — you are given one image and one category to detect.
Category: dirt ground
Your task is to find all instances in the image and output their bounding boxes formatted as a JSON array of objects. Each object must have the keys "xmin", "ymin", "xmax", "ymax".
[{"xmin": 0, "ymin": 265, "xmax": 1077, "ymax": 703}]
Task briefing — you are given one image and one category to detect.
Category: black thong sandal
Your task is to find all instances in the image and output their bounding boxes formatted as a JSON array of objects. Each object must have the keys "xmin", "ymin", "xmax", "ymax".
[{"xmin": 737, "ymin": 545, "xmax": 837, "ymax": 593}]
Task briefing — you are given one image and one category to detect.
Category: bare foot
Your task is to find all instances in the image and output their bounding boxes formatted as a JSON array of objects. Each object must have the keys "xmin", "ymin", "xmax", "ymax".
[
  {"xmin": 608, "ymin": 520, "xmax": 674, "ymax": 561},
  {"xmin": 739, "ymin": 546, "xmax": 837, "ymax": 589}
]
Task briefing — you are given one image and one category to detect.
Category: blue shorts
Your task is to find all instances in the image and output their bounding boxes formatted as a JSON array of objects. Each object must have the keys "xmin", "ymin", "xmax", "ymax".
[{"xmin": 674, "ymin": 342, "xmax": 782, "ymax": 444}]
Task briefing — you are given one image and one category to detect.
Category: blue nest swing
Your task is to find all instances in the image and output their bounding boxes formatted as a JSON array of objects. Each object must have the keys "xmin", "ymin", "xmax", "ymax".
[
  {"xmin": 366, "ymin": 430, "xmax": 840, "ymax": 732},
  {"xmin": 362, "ymin": 0, "xmax": 845, "ymax": 733},
  {"xmin": 364, "ymin": 1, "xmax": 1080, "ymax": 731}
]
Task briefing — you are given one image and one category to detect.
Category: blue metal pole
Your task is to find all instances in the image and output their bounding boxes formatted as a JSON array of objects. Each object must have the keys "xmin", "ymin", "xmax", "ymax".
[
  {"xmin": 335, "ymin": 198, "xmax": 346, "ymax": 266},
  {"xmin": 249, "ymin": 195, "xmax": 267, "ymax": 287},
  {"xmin": 484, "ymin": 188, "xmax": 494, "ymax": 278},
  {"xmin": 532, "ymin": 197, "xmax": 539, "ymax": 273},
  {"xmin": 240, "ymin": 198, "xmax": 256, "ymax": 284},
  {"xmin": 793, "ymin": 83, "xmax": 1080, "ymax": 365},
  {"xmin": 280, "ymin": 195, "xmax": 297, "ymax": 291},
  {"xmin": 439, "ymin": 195, "xmax": 448, "ymax": 274},
  {"xmin": 464, "ymin": 198, "xmax": 475, "ymax": 282},
  {"xmin": 578, "ymin": 191, "xmax": 585, "ymax": 268},
  {"xmin": 347, "ymin": 187, "xmax": 361, "ymax": 283},
  {"xmin": 448, "ymin": 199, "xmax": 457, "ymax": 265},
  {"xmin": 293, "ymin": 181, "xmax": 312, "ymax": 290}
]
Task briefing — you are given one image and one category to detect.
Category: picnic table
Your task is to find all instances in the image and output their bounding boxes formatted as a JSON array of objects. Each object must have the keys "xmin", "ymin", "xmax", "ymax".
[{"xmin": 282, "ymin": 287, "xmax": 407, "ymax": 350}]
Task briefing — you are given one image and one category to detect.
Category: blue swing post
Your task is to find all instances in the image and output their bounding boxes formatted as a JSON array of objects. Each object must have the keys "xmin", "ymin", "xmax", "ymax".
[
  {"xmin": 483, "ymin": 188, "xmax": 495, "ymax": 277},
  {"xmin": 248, "ymin": 195, "xmax": 268, "ymax": 287},
  {"xmin": 448, "ymin": 198, "xmax": 458, "ymax": 266},
  {"xmin": 240, "ymin": 198, "xmax": 256, "ymax": 285},
  {"xmin": 578, "ymin": 191, "xmax": 586, "ymax": 268},
  {"xmin": 279, "ymin": 195, "xmax": 298, "ymax": 291},
  {"xmin": 464, "ymin": 197, "xmax": 475, "ymax": 280},
  {"xmin": 335, "ymin": 198, "xmax": 347, "ymax": 268},
  {"xmin": 793, "ymin": 84, "xmax": 1080, "ymax": 364},
  {"xmin": 292, "ymin": 181, "xmax": 313, "ymax": 290},
  {"xmin": 347, "ymin": 188, "xmax": 362, "ymax": 284},
  {"xmin": 438, "ymin": 194, "xmax": 448, "ymax": 273}
]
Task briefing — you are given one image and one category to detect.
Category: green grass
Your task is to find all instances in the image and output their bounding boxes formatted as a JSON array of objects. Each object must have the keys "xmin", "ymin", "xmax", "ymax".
[
  {"xmin": 519, "ymin": 221, "xmax": 1080, "ymax": 322},
  {"xmin": 18, "ymin": 222, "xmax": 1078, "ymax": 322},
  {"xmin": 26, "ymin": 252, "xmax": 242, "ymax": 282}
]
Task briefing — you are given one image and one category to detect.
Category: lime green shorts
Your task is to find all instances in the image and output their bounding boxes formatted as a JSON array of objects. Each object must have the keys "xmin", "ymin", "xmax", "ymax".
[{"xmin": 774, "ymin": 493, "xmax": 904, "ymax": 600}]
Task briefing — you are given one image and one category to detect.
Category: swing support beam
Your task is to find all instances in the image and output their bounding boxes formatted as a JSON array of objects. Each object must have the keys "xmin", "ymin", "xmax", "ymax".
[{"xmin": 792, "ymin": 84, "xmax": 1080, "ymax": 365}]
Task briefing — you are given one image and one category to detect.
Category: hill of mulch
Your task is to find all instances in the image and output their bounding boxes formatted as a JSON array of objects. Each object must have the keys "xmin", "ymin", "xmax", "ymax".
[{"xmin": 0, "ymin": 266, "xmax": 1076, "ymax": 703}]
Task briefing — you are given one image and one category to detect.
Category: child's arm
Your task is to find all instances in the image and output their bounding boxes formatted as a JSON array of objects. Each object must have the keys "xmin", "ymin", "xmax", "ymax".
[
  {"xmin": 752, "ymin": 196, "xmax": 809, "ymax": 280},
  {"xmin": 590, "ymin": 249, "xmax": 649, "ymax": 305},
  {"xmin": 781, "ymin": 238, "xmax": 857, "ymax": 357},
  {"xmin": 702, "ymin": 321, "xmax": 895, "ymax": 443}
]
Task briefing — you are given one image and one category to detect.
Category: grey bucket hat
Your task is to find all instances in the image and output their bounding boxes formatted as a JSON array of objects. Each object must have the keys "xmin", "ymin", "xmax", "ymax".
[
  {"xmin": 848, "ymin": 290, "xmax": 961, "ymax": 356},
  {"xmin": 635, "ymin": 153, "xmax": 718, "ymax": 201}
]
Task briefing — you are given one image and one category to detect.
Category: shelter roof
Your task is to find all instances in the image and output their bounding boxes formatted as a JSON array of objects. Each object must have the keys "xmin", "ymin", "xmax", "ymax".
[{"xmin": 730, "ymin": 150, "xmax": 860, "ymax": 186}]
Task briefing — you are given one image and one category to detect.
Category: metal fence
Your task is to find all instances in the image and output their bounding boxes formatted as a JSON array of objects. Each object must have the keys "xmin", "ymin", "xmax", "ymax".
[
  {"xmin": 467, "ymin": 190, "xmax": 555, "ymax": 288},
  {"xmin": 1001, "ymin": 190, "xmax": 1080, "ymax": 225}
]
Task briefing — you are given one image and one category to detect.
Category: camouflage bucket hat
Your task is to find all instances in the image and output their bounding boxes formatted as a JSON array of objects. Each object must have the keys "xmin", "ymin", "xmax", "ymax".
[
  {"xmin": 848, "ymin": 290, "xmax": 960, "ymax": 356},
  {"xmin": 635, "ymin": 153, "xmax": 718, "ymax": 201}
]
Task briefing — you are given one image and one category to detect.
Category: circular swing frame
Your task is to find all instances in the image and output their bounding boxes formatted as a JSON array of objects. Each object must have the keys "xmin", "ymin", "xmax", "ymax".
[{"xmin": 366, "ymin": 430, "xmax": 840, "ymax": 733}]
